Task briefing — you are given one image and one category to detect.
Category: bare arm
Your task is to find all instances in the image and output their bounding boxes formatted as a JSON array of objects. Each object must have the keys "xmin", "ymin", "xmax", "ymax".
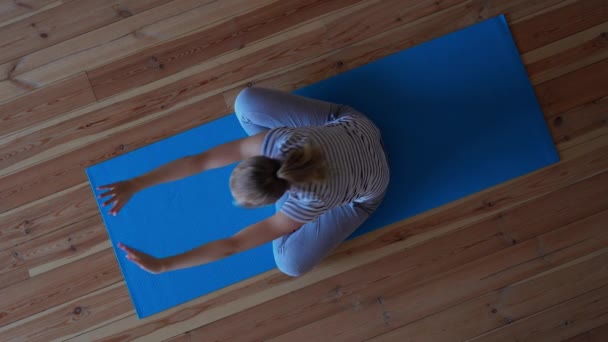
[
  {"xmin": 98, "ymin": 132, "xmax": 266, "ymax": 214},
  {"xmin": 134, "ymin": 132, "xmax": 266, "ymax": 190},
  {"xmin": 119, "ymin": 212, "xmax": 302, "ymax": 273}
]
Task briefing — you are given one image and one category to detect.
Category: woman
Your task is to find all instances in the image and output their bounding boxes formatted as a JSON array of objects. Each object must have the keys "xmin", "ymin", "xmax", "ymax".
[{"xmin": 98, "ymin": 87, "xmax": 389, "ymax": 277}]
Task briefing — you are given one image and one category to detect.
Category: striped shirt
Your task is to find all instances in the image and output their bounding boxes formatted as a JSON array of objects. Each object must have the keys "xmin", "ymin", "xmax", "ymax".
[{"xmin": 261, "ymin": 110, "xmax": 390, "ymax": 223}]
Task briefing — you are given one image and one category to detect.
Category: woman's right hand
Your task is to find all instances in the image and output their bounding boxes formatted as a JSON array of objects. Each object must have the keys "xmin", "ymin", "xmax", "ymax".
[{"xmin": 97, "ymin": 179, "xmax": 141, "ymax": 216}]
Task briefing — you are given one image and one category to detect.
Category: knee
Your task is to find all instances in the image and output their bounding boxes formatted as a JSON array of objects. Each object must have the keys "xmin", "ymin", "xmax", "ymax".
[
  {"xmin": 274, "ymin": 254, "xmax": 314, "ymax": 277},
  {"xmin": 234, "ymin": 87, "xmax": 264, "ymax": 119}
]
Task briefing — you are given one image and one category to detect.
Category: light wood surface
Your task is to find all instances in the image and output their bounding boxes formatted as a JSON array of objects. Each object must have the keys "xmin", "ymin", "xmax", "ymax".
[{"xmin": 0, "ymin": 0, "xmax": 607, "ymax": 341}]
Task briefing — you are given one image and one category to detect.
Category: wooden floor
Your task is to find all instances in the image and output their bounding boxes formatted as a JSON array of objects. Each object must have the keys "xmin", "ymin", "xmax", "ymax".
[{"xmin": 1, "ymin": 0, "xmax": 607, "ymax": 341}]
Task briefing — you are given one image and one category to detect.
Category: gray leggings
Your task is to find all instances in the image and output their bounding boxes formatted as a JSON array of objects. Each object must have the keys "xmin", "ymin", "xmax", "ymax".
[{"xmin": 234, "ymin": 87, "xmax": 377, "ymax": 277}]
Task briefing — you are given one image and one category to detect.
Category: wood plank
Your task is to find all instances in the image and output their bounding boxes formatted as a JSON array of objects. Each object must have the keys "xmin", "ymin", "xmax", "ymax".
[
  {"xmin": 524, "ymin": 22, "xmax": 608, "ymax": 85},
  {"xmin": 173, "ymin": 171, "xmax": 608, "ymax": 342},
  {"xmin": 0, "ymin": 267, "xmax": 28, "ymax": 290},
  {"xmin": 0, "ymin": 73, "xmax": 95, "ymax": 137},
  {"xmin": 467, "ymin": 284, "xmax": 608, "ymax": 341},
  {"xmin": 165, "ymin": 333, "xmax": 191, "ymax": 342},
  {"xmin": 0, "ymin": 94, "xmax": 228, "ymax": 212},
  {"xmin": 64, "ymin": 151, "xmax": 608, "ymax": 341},
  {"xmin": 0, "ymin": 0, "xmax": 603, "ymax": 339},
  {"xmin": 0, "ymin": 0, "xmax": 65, "ymax": 28},
  {"xmin": 0, "ymin": 248, "xmax": 25, "ymax": 282},
  {"xmin": 563, "ymin": 322, "xmax": 608, "ymax": 342},
  {"xmin": 510, "ymin": 0, "xmax": 608, "ymax": 53},
  {"xmin": 560, "ymin": 132, "xmax": 608, "ymax": 160},
  {"xmin": 0, "ymin": 0, "xmax": 580, "ymax": 248},
  {"xmin": 0, "ymin": 215, "xmax": 109, "ymax": 285},
  {"xmin": 0, "ymin": 248, "xmax": 120, "ymax": 327},
  {"xmin": 268, "ymin": 210, "xmax": 608, "ymax": 341},
  {"xmin": 0, "ymin": 183, "xmax": 96, "ymax": 251},
  {"xmin": 0, "ymin": 0, "xmax": 566, "ymax": 184},
  {"xmin": 3, "ymin": 0, "xmax": 215, "ymax": 78},
  {"xmin": 0, "ymin": 0, "xmax": 428, "ymax": 176},
  {"xmin": 0, "ymin": 0, "xmax": 277, "ymax": 150},
  {"xmin": 0, "ymin": 0, "xmax": 273, "ymax": 102},
  {"xmin": 87, "ymin": 0, "xmax": 369, "ymax": 100},
  {"xmin": 0, "ymin": 19, "xmax": 335, "ymax": 177},
  {"xmin": 0, "ymin": 0, "xmax": 172, "ymax": 64},
  {"xmin": 369, "ymin": 250, "xmax": 608, "ymax": 342},
  {"xmin": 549, "ymin": 95, "xmax": 608, "ymax": 148},
  {"xmin": 224, "ymin": 0, "xmax": 575, "ymax": 107},
  {"xmin": 0, "ymin": 28, "xmax": 336, "ymax": 210},
  {"xmin": 535, "ymin": 58, "xmax": 608, "ymax": 117},
  {"xmin": 0, "ymin": 282, "xmax": 132, "ymax": 342}
]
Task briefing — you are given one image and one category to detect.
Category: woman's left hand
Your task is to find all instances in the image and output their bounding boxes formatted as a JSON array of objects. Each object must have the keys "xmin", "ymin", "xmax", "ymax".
[{"xmin": 118, "ymin": 243, "xmax": 167, "ymax": 274}]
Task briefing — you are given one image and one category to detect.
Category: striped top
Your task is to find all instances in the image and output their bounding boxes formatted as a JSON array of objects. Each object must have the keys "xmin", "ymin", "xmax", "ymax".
[{"xmin": 261, "ymin": 110, "xmax": 390, "ymax": 223}]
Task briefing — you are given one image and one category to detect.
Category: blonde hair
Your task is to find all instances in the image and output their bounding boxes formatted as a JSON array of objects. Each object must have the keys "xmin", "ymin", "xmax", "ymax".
[{"xmin": 230, "ymin": 141, "xmax": 326, "ymax": 207}]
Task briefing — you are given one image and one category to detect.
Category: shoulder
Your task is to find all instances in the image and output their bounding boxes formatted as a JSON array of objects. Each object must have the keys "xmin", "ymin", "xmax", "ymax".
[{"xmin": 261, "ymin": 127, "xmax": 294, "ymax": 157}]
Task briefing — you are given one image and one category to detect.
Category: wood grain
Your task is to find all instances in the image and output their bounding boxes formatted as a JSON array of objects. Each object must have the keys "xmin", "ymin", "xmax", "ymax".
[
  {"xmin": 64, "ymin": 144, "xmax": 608, "ymax": 341},
  {"xmin": 0, "ymin": 215, "xmax": 109, "ymax": 291},
  {"xmin": 0, "ymin": 0, "xmax": 66, "ymax": 28},
  {"xmin": 0, "ymin": 248, "xmax": 120, "ymax": 327},
  {"xmin": 0, "ymin": 0, "xmax": 174, "ymax": 63},
  {"xmin": 177, "ymin": 171, "xmax": 608, "ymax": 342},
  {"xmin": 0, "ymin": 282, "xmax": 132, "ymax": 342},
  {"xmin": 0, "ymin": 183, "xmax": 96, "ymax": 251},
  {"xmin": 224, "ymin": 0, "xmax": 578, "ymax": 107},
  {"xmin": 0, "ymin": 26, "xmax": 334, "ymax": 210},
  {"xmin": 0, "ymin": 0, "xmax": 605, "ymax": 340},
  {"xmin": 535, "ymin": 58, "xmax": 608, "ymax": 117},
  {"xmin": 370, "ymin": 250, "xmax": 608, "ymax": 342},
  {"xmin": 0, "ymin": 94, "xmax": 227, "ymax": 213},
  {"xmin": 524, "ymin": 22, "xmax": 608, "ymax": 84},
  {"xmin": 510, "ymin": 0, "xmax": 608, "ymax": 53},
  {"xmin": 0, "ymin": 0, "xmax": 274, "ymax": 102},
  {"xmin": 0, "ymin": 0, "xmax": 570, "ymax": 185},
  {"xmin": 0, "ymin": 73, "xmax": 95, "ymax": 137},
  {"xmin": 268, "ymin": 210, "xmax": 608, "ymax": 341},
  {"xmin": 0, "ymin": 267, "xmax": 28, "ymax": 290},
  {"xmin": 0, "ymin": 24, "xmax": 335, "ymax": 178},
  {"xmin": 563, "ymin": 322, "xmax": 608, "ymax": 342},
  {"xmin": 468, "ymin": 284, "xmax": 608, "ymax": 341},
  {"xmin": 0, "ymin": 0, "xmax": 459, "ymax": 177},
  {"xmin": 87, "ymin": 0, "xmax": 368, "ymax": 100},
  {"xmin": 549, "ymin": 95, "xmax": 608, "ymax": 147},
  {"xmin": 2, "ymin": 0, "xmax": 214, "ymax": 78}
]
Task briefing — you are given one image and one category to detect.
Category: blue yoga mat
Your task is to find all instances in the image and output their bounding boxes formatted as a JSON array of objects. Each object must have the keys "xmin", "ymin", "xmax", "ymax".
[{"xmin": 86, "ymin": 15, "xmax": 559, "ymax": 318}]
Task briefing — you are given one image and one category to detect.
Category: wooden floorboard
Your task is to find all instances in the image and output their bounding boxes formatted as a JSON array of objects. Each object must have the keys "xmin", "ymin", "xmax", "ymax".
[
  {"xmin": 0, "ymin": 0, "xmax": 606, "ymax": 341},
  {"xmin": 369, "ymin": 249, "xmax": 608, "ymax": 341},
  {"xmin": 169, "ymin": 170, "xmax": 608, "ymax": 342},
  {"xmin": 563, "ymin": 321, "xmax": 608, "ymax": 342},
  {"xmin": 0, "ymin": 0, "xmax": 173, "ymax": 64},
  {"xmin": 87, "ymin": 0, "xmax": 367, "ymax": 100},
  {"xmin": 510, "ymin": 0, "xmax": 608, "ymax": 53}
]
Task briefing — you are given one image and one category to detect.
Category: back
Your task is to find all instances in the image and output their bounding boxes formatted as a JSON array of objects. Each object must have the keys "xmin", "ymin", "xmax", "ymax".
[{"xmin": 261, "ymin": 109, "xmax": 390, "ymax": 223}]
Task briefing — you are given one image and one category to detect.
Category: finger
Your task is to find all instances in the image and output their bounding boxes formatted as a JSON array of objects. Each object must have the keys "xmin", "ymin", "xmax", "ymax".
[
  {"xmin": 126, "ymin": 255, "xmax": 143, "ymax": 268},
  {"xmin": 103, "ymin": 197, "xmax": 117, "ymax": 207},
  {"xmin": 118, "ymin": 243, "xmax": 132, "ymax": 253},
  {"xmin": 128, "ymin": 251, "xmax": 142, "ymax": 261},
  {"xmin": 128, "ymin": 257, "xmax": 147, "ymax": 270},
  {"xmin": 119, "ymin": 243, "xmax": 136, "ymax": 256},
  {"xmin": 127, "ymin": 254, "xmax": 141, "ymax": 262},
  {"xmin": 110, "ymin": 201, "xmax": 121, "ymax": 216},
  {"xmin": 120, "ymin": 244, "xmax": 141, "ymax": 257},
  {"xmin": 114, "ymin": 201, "xmax": 128, "ymax": 215},
  {"xmin": 98, "ymin": 190, "xmax": 114, "ymax": 199},
  {"xmin": 97, "ymin": 184, "xmax": 116, "ymax": 190}
]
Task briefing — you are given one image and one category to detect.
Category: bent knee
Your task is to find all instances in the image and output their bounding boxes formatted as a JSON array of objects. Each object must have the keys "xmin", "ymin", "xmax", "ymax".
[
  {"xmin": 275, "ymin": 255, "xmax": 315, "ymax": 277},
  {"xmin": 234, "ymin": 87, "xmax": 266, "ymax": 118}
]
